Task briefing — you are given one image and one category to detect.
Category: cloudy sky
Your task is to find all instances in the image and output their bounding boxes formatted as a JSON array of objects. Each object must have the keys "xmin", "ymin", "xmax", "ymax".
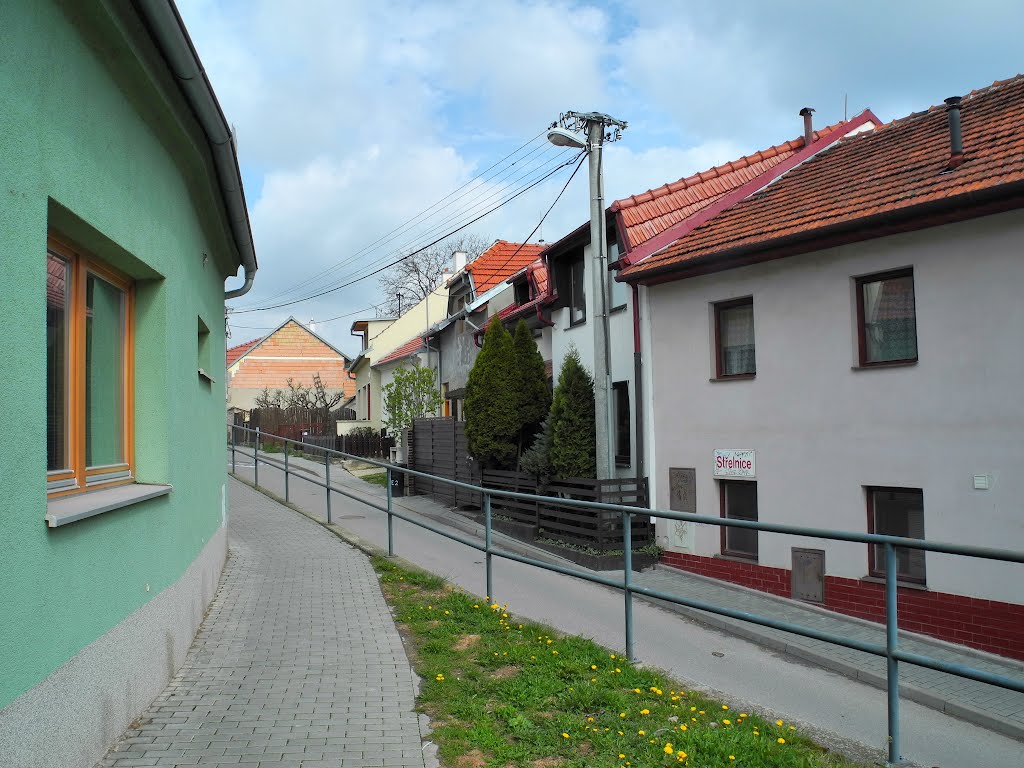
[{"xmin": 178, "ymin": 0, "xmax": 1024, "ymax": 356}]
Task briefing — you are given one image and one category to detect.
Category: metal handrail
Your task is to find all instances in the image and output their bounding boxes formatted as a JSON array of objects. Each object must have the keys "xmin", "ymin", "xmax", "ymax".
[{"xmin": 228, "ymin": 423, "xmax": 1023, "ymax": 766}]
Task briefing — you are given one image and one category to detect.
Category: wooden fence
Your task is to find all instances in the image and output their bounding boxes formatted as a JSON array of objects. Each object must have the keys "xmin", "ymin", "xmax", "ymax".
[
  {"xmin": 409, "ymin": 417, "xmax": 480, "ymax": 508},
  {"xmin": 478, "ymin": 471, "xmax": 652, "ymax": 552},
  {"xmin": 539, "ymin": 477, "xmax": 653, "ymax": 551},
  {"xmin": 338, "ymin": 433, "xmax": 394, "ymax": 460}
]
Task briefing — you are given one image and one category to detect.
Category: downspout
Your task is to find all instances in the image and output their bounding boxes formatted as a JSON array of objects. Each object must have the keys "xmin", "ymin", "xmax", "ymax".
[
  {"xmin": 133, "ymin": 0, "xmax": 258, "ymax": 299},
  {"xmin": 631, "ymin": 283, "xmax": 645, "ymax": 480}
]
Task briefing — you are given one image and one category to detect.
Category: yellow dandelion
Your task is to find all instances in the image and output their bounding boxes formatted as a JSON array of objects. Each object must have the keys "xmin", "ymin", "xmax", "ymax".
[
  {"xmin": 679, "ymin": 725, "xmax": 687, "ymax": 731},
  {"xmin": 587, "ymin": 717, "xmax": 595, "ymax": 723},
  {"xmin": 634, "ymin": 688, "xmax": 642, "ymax": 693},
  {"xmin": 552, "ymin": 650, "xmax": 558, "ymax": 655},
  {"xmin": 789, "ymin": 726, "xmax": 796, "ymax": 731},
  {"xmin": 562, "ymin": 732, "xmax": 569, "ymax": 739},
  {"xmin": 638, "ymin": 730, "xmax": 645, "ymax": 736},
  {"xmin": 473, "ymin": 604, "xmax": 479, "ymax": 609},
  {"xmin": 778, "ymin": 737, "xmax": 786, "ymax": 744},
  {"xmin": 615, "ymin": 668, "xmax": 622, "ymax": 673},
  {"xmin": 610, "ymin": 654, "xmax": 617, "ymax": 659},
  {"xmin": 444, "ymin": 610, "xmax": 450, "ymax": 615},
  {"xmin": 664, "ymin": 743, "xmax": 674, "ymax": 755},
  {"xmin": 678, "ymin": 752, "xmax": 687, "ymax": 759},
  {"xmin": 618, "ymin": 730, "xmax": 624, "ymax": 736},
  {"xmin": 591, "ymin": 664, "xmax": 598, "ymax": 670},
  {"xmin": 591, "ymin": 678, "xmax": 596, "ymax": 682},
  {"xmin": 723, "ymin": 719, "xmax": 731, "ymax": 725},
  {"xmin": 729, "ymin": 756, "xmax": 735, "ymax": 761},
  {"xmin": 619, "ymin": 754, "xmax": 626, "ymax": 760},
  {"xmin": 722, "ymin": 705, "xmax": 729, "ymax": 711},
  {"xmin": 776, "ymin": 719, "xmax": 784, "ymax": 726},
  {"xmin": 690, "ymin": 707, "xmax": 696, "ymax": 711},
  {"xmin": 640, "ymin": 709, "xmax": 650, "ymax": 715},
  {"xmin": 620, "ymin": 713, "xmax": 627, "ymax": 718},
  {"xmin": 699, "ymin": 710, "xmax": 706, "ymax": 715}
]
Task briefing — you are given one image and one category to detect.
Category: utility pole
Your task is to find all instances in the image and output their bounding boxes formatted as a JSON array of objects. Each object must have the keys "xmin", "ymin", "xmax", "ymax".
[{"xmin": 548, "ymin": 112, "xmax": 627, "ymax": 480}]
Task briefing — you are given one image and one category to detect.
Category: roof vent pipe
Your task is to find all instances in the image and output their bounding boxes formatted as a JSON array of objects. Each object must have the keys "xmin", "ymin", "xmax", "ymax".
[
  {"xmin": 799, "ymin": 107, "xmax": 815, "ymax": 146},
  {"xmin": 944, "ymin": 96, "xmax": 964, "ymax": 168}
]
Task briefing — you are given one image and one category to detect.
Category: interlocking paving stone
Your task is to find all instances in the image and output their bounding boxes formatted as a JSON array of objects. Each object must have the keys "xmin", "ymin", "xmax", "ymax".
[{"xmin": 97, "ymin": 480, "xmax": 426, "ymax": 767}]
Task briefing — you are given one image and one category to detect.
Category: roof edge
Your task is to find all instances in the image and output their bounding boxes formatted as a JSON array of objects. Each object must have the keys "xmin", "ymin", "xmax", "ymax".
[
  {"xmin": 620, "ymin": 110, "xmax": 880, "ymax": 271},
  {"xmin": 628, "ymin": 179, "xmax": 1024, "ymax": 287},
  {"xmin": 134, "ymin": 0, "xmax": 257, "ymax": 291}
]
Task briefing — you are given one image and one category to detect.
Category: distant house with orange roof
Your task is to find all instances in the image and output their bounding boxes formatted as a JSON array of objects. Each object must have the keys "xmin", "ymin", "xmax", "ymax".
[
  {"xmin": 226, "ymin": 317, "xmax": 353, "ymax": 412},
  {"xmin": 619, "ymin": 76, "xmax": 1024, "ymax": 660},
  {"xmin": 427, "ymin": 240, "xmax": 545, "ymax": 420}
]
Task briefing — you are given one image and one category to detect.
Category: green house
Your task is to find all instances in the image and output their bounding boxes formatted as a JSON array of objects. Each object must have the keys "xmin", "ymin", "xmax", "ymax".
[{"xmin": 0, "ymin": 1, "xmax": 257, "ymax": 765}]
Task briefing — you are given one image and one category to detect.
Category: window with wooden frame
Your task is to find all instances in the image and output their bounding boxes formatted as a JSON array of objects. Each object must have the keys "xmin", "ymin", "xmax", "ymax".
[
  {"xmin": 46, "ymin": 236, "xmax": 134, "ymax": 496},
  {"xmin": 867, "ymin": 487, "xmax": 926, "ymax": 584},
  {"xmin": 720, "ymin": 480, "xmax": 758, "ymax": 560},
  {"xmin": 855, "ymin": 269, "xmax": 917, "ymax": 366},
  {"xmin": 714, "ymin": 297, "xmax": 756, "ymax": 378}
]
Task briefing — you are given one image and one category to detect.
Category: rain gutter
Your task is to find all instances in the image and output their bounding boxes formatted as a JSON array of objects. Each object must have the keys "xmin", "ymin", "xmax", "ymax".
[{"xmin": 133, "ymin": 0, "xmax": 258, "ymax": 299}]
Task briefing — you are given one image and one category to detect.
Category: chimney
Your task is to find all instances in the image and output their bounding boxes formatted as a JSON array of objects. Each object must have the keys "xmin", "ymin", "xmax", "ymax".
[
  {"xmin": 799, "ymin": 107, "xmax": 815, "ymax": 146},
  {"xmin": 944, "ymin": 96, "xmax": 964, "ymax": 169},
  {"xmin": 453, "ymin": 250, "xmax": 468, "ymax": 273}
]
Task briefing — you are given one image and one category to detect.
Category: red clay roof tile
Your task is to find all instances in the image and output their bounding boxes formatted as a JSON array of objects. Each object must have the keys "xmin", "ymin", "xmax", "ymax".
[
  {"xmin": 226, "ymin": 338, "xmax": 262, "ymax": 366},
  {"xmin": 623, "ymin": 75, "xmax": 1024, "ymax": 281},
  {"xmin": 465, "ymin": 240, "xmax": 546, "ymax": 294},
  {"xmin": 375, "ymin": 336, "xmax": 425, "ymax": 366},
  {"xmin": 610, "ymin": 120, "xmax": 852, "ymax": 253}
]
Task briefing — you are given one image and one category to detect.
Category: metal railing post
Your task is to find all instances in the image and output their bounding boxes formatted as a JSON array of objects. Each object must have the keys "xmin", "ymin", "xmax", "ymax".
[
  {"xmin": 885, "ymin": 543, "xmax": 902, "ymax": 766},
  {"xmin": 254, "ymin": 428, "xmax": 260, "ymax": 488},
  {"xmin": 484, "ymin": 492, "xmax": 493, "ymax": 602},
  {"xmin": 623, "ymin": 510, "xmax": 634, "ymax": 661},
  {"xmin": 284, "ymin": 444, "xmax": 290, "ymax": 502},
  {"xmin": 325, "ymin": 452, "xmax": 332, "ymax": 525},
  {"xmin": 386, "ymin": 467, "xmax": 394, "ymax": 557},
  {"xmin": 230, "ymin": 425, "xmax": 236, "ymax": 473}
]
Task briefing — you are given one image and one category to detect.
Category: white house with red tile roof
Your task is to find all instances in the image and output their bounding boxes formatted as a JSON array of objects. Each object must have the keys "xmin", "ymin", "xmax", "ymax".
[{"xmin": 618, "ymin": 78, "xmax": 1024, "ymax": 660}]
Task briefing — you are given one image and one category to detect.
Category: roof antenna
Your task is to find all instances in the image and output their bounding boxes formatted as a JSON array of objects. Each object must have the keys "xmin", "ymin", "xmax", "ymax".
[{"xmin": 844, "ymin": 93, "xmax": 848, "ymax": 121}]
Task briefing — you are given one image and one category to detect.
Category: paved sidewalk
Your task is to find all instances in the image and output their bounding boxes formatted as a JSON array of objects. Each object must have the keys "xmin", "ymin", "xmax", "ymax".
[
  {"xmin": 97, "ymin": 479, "xmax": 429, "ymax": 768},
  {"xmin": 232, "ymin": 446, "xmax": 1024, "ymax": 743}
]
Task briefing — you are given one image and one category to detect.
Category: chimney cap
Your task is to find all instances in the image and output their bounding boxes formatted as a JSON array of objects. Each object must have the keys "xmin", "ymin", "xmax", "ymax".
[
  {"xmin": 799, "ymin": 106, "xmax": 815, "ymax": 116},
  {"xmin": 944, "ymin": 95, "xmax": 962, "ymax": 109}
]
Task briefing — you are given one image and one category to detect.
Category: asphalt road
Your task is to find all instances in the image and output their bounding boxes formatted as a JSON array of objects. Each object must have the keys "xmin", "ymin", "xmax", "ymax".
[{"xmin": 229, "ymin": 451, "xmax": 1023, "ymax": 767}]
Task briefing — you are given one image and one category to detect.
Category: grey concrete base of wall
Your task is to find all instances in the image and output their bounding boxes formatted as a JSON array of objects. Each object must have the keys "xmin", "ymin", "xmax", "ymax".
[{"xmin": 0, "ymin": 524, "xmax": 227, "ymax": 768}]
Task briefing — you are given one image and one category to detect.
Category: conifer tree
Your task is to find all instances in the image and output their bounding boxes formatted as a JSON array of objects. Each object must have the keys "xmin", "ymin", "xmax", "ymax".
[
  {"xmin": 511, "ymin": 319, "xmax": 551, "ymax": 459},
  {"xmin": 464, "ymin": 318, "xmax": 518, "ymax": 469},
  {"xmin": 548, "ymin": 346, "xmax": 596, "ymax": 479}
]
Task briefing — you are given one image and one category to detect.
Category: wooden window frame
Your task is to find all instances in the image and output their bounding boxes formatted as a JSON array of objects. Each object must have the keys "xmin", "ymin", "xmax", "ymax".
[
  {"xmin": 855, "ymin": 268, "xmax": 918, "ymax": 367},
  {"xmin": 714, "ymin": 297, "xmax": 756, "ymax": 380},
  {"xmin": 47, "ymin": 235, "xmax": 135, "ymax": 498},
  {"xmin": 719, "ymin": 479, "xmax": 758, "ymax": 561},
  {"xmin": 866, "ymin": 486, "xmax": 926, "ymax": 585}
]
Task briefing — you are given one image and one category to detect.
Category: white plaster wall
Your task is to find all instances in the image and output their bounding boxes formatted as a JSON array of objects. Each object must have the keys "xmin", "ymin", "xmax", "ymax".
[
  {"xmin": 550, "ymin": 242, "xmax": 639, "ymax": 477},
  {"xmin": 647, "ymin": 210, "xmax": 1024, "ymax": 603}
]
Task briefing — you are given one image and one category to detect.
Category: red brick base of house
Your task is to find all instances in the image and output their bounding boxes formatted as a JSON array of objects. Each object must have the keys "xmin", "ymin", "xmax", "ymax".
[{"xmin": 660, "ymin": 552, "xmax": 1024, "ymax": 661}]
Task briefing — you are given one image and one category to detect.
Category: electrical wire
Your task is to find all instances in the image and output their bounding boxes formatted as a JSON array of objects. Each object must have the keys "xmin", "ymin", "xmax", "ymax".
[
  {"xmin": 246, "ymin": 145, "xmax": 569, "ymax": 307},
  {"xmin": 231, "ymin": 151, "xmax": 584, "ymax": 315},
  {"xmin": 236, "ymin": 131, "xmax": 556, "ymax": 307}
]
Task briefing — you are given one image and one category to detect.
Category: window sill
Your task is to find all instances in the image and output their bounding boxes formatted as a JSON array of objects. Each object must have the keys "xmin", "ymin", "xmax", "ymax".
[
  {"xmin": 715, "ymin": 552, "xmax": 759, "ymax": 565},
  {"xmin": 46, "ymin": 483, "xmax": 172, "ymax": 528},
  {"xmin": 861, "ymin": 574, "xmax": 928, "ymax": 591},
  {"xmin": 568, "ymin": 318, "xmax": 587, "ymax": 329},
  {"xmin": 709, "ymin": 374, "xmax": 756, "ymax": 382},
  {"xmin": 609, "ymin": 304, "xmax": 627, "ymax": 314},
  {"xmin": 198, "ymin": 368, "xmax": 217, "ymax": 383},
  {"xmin": 851, "ymin": 359, "xmax": 918, "ymax": 371},
  {"xmin": 615, "ymin": 459, "xmax": 632, "ymax": 469}
]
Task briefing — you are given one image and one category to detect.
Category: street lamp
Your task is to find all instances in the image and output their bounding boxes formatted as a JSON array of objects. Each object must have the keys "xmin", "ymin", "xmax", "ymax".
[{"xmin": 547, "ymin": 111, "xmax": 627, "ymax": 480}]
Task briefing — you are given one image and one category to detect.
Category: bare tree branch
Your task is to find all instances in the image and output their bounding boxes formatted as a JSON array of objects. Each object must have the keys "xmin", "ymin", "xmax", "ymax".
[{"xmin": 378, "ymin": 233, "xmax": 492, "ymax": 316}]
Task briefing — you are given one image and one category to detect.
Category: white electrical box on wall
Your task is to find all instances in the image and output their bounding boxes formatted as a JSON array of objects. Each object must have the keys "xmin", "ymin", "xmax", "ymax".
[{"xmin": 973, "ymin": 474, "xmax": 991, "ymax": 490}]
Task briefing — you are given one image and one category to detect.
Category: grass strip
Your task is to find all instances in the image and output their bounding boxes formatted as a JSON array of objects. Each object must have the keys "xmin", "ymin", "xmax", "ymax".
[
  {"xmin": 373, "ymin": 556, "xmax": 864, "ymax": 768},
  {"xmin": 361, "ymin": 471, "xmax": 389, "ymax": 486}
]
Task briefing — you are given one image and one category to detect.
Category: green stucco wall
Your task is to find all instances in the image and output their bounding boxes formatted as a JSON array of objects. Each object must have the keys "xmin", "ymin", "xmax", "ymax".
[{"xmin": 0, "ymin": 0, "xmax": 239, "ymax": 708}]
